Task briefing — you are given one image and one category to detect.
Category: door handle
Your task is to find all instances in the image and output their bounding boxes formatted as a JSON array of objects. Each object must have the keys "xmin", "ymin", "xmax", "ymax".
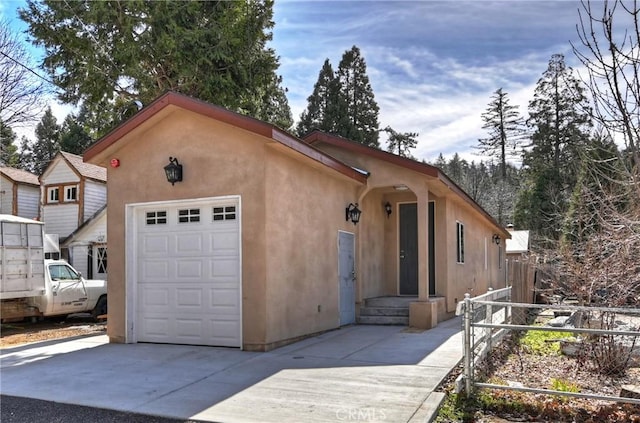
[
  {"xmin": 351, "ymin": 270, "xmax": 356, "ymax": 281},
  {"xmin": 400, "ymin": 250, "xmax": 405, "ymax": 259}
]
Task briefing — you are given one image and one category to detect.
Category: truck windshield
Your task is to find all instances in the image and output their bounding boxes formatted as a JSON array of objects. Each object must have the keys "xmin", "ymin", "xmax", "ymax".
[{"xmin": 49, "ymin": 265, "xmax": 80, "ymax": 281}]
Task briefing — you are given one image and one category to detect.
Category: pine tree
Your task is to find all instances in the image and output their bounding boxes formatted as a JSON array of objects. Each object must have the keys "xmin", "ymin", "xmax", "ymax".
[
  {"xmin": 477, "ymin": 88, "xmax": 524, "ymax": 179},
  {"xmin": 59, "ymin": 109, "xmax": 92, "ymax": 155},
  {"xmin": 515, "ymin": 54, "xmax": 592, "ymax": 242},
  {"xmin": 384, "ymin": 126, "xmax": 418, "ymax": 158},
  {"xmin": 21, "ymin": 107, "xmax": 60, "ymax": 175},
  {"xmin": 297, "ymin": 46, "xmax": 380, "ymax": 146},
  {"xmin": 296, "ymin": 59, "xmax": 339, "ymax": 137},
  {"xmin": 19, "ymin": 0, "xmax": 290, "ymax": 133},
  {"xmin": 0, "ymin": 121, "xmax": 19, "ymax": 166},
  {"xmin": 335, "ymin": 46, "xmax": 380, "ymax": 147}
]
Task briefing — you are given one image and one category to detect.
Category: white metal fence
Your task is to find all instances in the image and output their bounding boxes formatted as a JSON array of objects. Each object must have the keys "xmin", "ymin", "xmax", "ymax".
[{"xmin": 457, "ymin": 288, "xmax": 640, "ymax": 405}]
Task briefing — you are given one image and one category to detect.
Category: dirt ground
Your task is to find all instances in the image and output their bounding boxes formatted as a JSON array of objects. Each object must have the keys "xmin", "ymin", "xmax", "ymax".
[{"xmin": 0, "ymin": 315, "xmax": 106, "ymax": 348}]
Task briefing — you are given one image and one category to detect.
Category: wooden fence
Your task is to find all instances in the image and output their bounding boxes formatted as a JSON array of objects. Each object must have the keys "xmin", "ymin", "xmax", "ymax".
[{"xmin": 506, "ymin": 255, "xmax": 536, "ymax": 304}]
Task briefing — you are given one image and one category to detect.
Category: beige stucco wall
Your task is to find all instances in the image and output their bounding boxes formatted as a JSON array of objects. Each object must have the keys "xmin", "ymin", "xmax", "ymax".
[
  {"xmin": 262, "ymin": 147, "xmax": 359, "ymax": 346},
  {"xmin": 100, "ymin": 108, "xmax": 270, "ymax": 347},
  {"xmin": 93, "ymin": 106, "xmax": 363, "ymax": 350},
  {"xmin": 314, "ymin": 142, "xmax": 507, "ymax": 315},
  {"xmin": 444, "ymin": 195, "xmax": 506, "ymax": 312}
]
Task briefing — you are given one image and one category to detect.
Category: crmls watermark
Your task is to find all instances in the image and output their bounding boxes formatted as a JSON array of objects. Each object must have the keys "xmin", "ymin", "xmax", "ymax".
[{"xmin": 335, "ymin": 408, "xmax": 387, "ymax": 421}]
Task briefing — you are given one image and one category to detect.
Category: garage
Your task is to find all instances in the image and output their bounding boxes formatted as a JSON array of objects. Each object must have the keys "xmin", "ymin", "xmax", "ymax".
[{"xmin": 130, "ymin": 197, "xmax": 241, "ymax": 347}]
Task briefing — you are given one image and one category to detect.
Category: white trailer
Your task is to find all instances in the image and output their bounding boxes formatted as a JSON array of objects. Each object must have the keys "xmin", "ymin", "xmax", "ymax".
[{"xmin": 0, "ymin": 215, "xmax": 46, "ymax": 300}]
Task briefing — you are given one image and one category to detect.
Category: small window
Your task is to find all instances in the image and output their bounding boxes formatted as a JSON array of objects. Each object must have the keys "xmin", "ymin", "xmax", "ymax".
[
  {"xmin": 48, "ymin": 187, "xmax": 59, "ymax": 203},
  {"xmin": 96, "ymin": 247, "xmax": 107, "ymax": 274},
  {"xmin": 64, "ymin": 186, "xmax": 78, "ymax": 202},
  {"xmin": 178, "ymin": 208, "xmax": 200, "ymax": 223},
  {"xmin": 146, "ymin": 211, "xmax": 167, "ymax": 225},
  {"xmin": 213, "ymin": 206, "xmax": 236, "ymax": 221},
  {"xmin": 456, "ymin": 222, "xmax": 464, "ymax": 264}
]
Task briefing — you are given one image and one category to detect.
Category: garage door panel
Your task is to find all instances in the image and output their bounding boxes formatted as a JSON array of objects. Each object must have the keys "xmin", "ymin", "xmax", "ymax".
[
  {"xmin": 142, "ymin": 234, "xmax": 170, "ymax": 254},
  {"xmin": 210, "ymin": 320, "xmax": 241, "ymax": 345},
  {"xmin": 140, "ymin": 287, "xmax": 170, "ymax": 307},
  {"xmin": 211, "ymin": 287, "xmax": 239, "ymax": 308},
  {"xmin": 176, "ymin": 288, "xmax": 203, "ymax": 307},
  {"xmin": 211, "ymin": 259, "xmax": 239, "ymax": 277},
  {"xmin": 176, "ymin": 233, "xmax": 204, "ymax": 253},
  {"xmin": 211, "ymin": 230, "xmax": 239, "ymax": 252},
  {"xmin": 141, "ymin": 260, "xmax": 171, "ymax": 281},
  {"xmin": 140, "ymin": 317, "xmax": 170, "ymax": 338},
  {"xmin": 175, "ymin": 319, "xmax": 203, "ymax": 338},
  {"xmin": 135, "ymin": 199, "xmax": 241, "ymax": 347},
  {"xmin": 176, "ymin": 260, "xmax": 204, "ymax": 278}
]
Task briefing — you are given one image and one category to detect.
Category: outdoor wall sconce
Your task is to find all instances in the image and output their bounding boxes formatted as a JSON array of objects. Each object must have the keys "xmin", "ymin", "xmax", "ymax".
[
  {"xmin": 492, "ymin": 234, "xmax": 501, "ymax": 245},
  {"xmin": 345, "ymin": 203, "xmax": 362, "ymax": 225},
  {"xmin": 384, "ymin": 201, "xmax": 392, "ymax": 218},
  {"xmin": 164, "ymin": 157, "xmax": 183, "ymax": 185}
]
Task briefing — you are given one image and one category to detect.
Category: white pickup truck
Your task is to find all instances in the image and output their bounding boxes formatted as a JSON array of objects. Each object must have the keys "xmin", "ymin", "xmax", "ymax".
[{"xmin": 0, "ymin": 215, "xmax": 107, "ymax": 322}]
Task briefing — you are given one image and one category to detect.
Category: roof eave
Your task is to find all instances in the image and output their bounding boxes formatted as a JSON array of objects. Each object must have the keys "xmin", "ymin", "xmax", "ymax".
[
  {"xmin": 305, "ymin": 130, "xmax": 510, "ymax": 237},
  {"xmin": 84, "ymin": 92, "xmax": 366, "ymax": 185}
]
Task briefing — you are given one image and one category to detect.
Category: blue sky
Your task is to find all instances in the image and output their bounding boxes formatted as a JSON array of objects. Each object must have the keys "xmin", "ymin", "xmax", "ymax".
[{"xmin": 1, "ymin": 0, "xmax": 585, "ymax": 163}]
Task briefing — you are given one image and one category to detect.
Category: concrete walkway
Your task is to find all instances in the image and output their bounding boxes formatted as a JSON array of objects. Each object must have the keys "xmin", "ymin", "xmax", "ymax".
[{"xmin": 0, "ymin": 318, "xmax": 463, "ymax": 423}]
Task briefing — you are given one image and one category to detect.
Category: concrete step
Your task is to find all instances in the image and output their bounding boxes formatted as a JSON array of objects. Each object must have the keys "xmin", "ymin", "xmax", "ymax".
[
  {"xmin": 364, "ymin": 296, "xmax": 417, "ymax": 308},
  {"xmin": 359, "ymin": 306, "xmax": 409, "ymax": 317},
  {"xmin": 357, "ymin": 315, "xmax": 409, "ymax": 325}
]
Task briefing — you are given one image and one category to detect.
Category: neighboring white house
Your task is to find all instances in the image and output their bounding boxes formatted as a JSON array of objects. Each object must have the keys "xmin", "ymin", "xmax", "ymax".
[
  {"xmin": 40, "ymin": 152, "xmax": 108, "ymax": 280},
  {"xmin": 506, "ymin": 225, "xmax": 530, "ymax": 259},
  {"xmin": 0, "ymin": 167, "xmax": 40, "ymax": 219}
]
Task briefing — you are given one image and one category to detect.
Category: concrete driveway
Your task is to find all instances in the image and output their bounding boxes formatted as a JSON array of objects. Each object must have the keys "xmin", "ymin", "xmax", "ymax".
[{"xmin": 0, "ymin": 318, "xmax": 462, "ymax": 423}]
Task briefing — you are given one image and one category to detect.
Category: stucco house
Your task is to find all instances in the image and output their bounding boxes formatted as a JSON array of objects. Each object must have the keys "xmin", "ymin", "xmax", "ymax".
[
  {"xmin": 40, "ymin": 151, "xmax": 108, "ymax": 279},
  {"xmin": 0, "ymin": 167, "xmax": 39, "ymax": 219},
  {"xmin": 84, "ymin": 91, "xmax": 509, "ymax": 351}
]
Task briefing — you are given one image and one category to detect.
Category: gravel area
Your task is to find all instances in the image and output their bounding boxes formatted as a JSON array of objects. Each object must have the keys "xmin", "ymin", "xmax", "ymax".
[{"xmin": 0, "ymin": 315, "xmax": 106, "ymax": 348}]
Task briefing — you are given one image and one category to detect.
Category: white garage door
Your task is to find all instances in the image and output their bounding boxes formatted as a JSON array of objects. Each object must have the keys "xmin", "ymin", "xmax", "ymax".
[{"xmin": 134, "ymin": 199, "xmax": 241, "ymax": 347}]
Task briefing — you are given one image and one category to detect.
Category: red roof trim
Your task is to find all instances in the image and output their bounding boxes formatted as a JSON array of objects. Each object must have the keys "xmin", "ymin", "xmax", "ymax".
[
  {"xmin": 271, "ymin": 129, "xmax": 368, "ymax": 184},
  {"xmin": 83, "ymin": 92, "xmax": 365, "ymax": 184},
  {"xmin": 304, "ymin": 131, "xmax": 509, "ymax": 236}
]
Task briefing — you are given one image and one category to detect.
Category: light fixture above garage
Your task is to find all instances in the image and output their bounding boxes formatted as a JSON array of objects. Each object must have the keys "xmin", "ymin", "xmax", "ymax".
[
  {"xmin": 345, "ymin": 203, "xmax": 361, "ymax": 225},
  {"xmin": 164, "ymin": 157, "xmax": 183, "ymax": 185},
  {"xmin": 492, "ymin": 234, "xmax": 501, "ymax": 245},
  {"xmin": 384, "ymin": 201, "xmax": 392, "ymax": 218}
]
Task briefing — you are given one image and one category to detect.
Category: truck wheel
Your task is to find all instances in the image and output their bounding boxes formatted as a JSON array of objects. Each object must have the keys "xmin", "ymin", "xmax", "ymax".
[{"xmin": 92, "ymin": 296, "xmax": 107, "ymax": 321}]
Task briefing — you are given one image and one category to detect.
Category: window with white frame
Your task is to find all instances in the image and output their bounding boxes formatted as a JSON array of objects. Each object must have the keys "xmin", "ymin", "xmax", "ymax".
[
  {"xmin": 47, "ymin": 187, "xmax": 59, "ymax": 203},
  {"xmin": 64, "ymin": 185, "xmax": 78, "ymax": 202},
  {"xmin": 456, "ymin": 221, "xmax": 465, "ymax": 264}
]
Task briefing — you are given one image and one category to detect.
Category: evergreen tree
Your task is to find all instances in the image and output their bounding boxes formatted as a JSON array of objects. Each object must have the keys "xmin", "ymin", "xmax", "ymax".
[
  {"xmin": 562, "ymin": 132, "xmax": 625, "ymax": 245},
  {"xmin": 434, "ymin": 153, "xmax": 447, "ymax": 169},
  {"xmin": 515, "ymin": 54, "xmax": 592, "ymax": 242},
  {"xmin": 335, "ymin": 46, "xmax": 380, "ymax": 147},
  {"xmin": 19, "ymin": 0, "xmax": 291, "ymax": 134},
  {"xmin": 433, "ymin": 154, "xmax": 520, "ymax": 225},
  {"xmin": 297, "ymin": 46, "xmax": 380, "ymax": 146},
  {"xmin": 477, "ymin": 88, "xmax": 524, "ymax": 179},
  {"xmin": 20, "ymin": 107, "xmax": 60, "ymax": 175},
  {"xmin": 296, "ymin": 59, "xmax": 340, "ymax": 137},
  {"xmin": 384, "ymin": 126, "xmax": 418, "ymax": 158},
  {"xmin": 0, "ymin": 121, "xmax": 19, "ymax": 166},
  {"xmin": 59, "ymin": 108, "xmax": 92, "ymax": 155}
]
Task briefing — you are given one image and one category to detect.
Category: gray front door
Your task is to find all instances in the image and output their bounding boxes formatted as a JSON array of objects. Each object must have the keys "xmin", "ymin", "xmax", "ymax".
[
  {"xmin": 399, "ymin": 203, "xmax": 418, "ymax": 295},
  {"xmin": 338, "ymin": 231, "xmax": 355, "ymax": 325}
]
